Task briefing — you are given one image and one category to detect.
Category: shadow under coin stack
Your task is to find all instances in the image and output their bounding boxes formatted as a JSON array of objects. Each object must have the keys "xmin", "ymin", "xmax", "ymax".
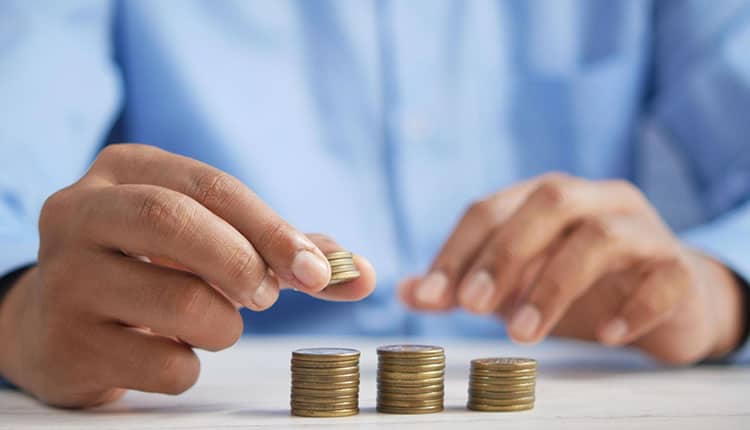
[
  {"xmin": 376, "ymin": 345, "xmax": 445, "ymax": 414},
  {"xmin": 326, "ymin": 251, "xmax": 360, "ymax": 286},
  {"xmin": 290, "ymin": 348, "xmax": 360, "ymax": 417},
  {"xmin": 467, "ymin": 357, "xmax": 537, "ymax": 412}
]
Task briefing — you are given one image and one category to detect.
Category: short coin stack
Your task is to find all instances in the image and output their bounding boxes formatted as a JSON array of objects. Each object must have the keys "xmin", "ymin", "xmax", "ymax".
[
  {"xmin": 326, "ymin": 251, "xmax": 360, "ymax": 286},
  {"xmin": 290, "ymin": 348, "xmax": 360, "ymax": 417},
  {"xmin": 376, "ymin": 345, "xmax": 445, "ymax": 414},
  {"xmin": 467, "ymin": 357, "xmax": 537, "ymax": 412}
]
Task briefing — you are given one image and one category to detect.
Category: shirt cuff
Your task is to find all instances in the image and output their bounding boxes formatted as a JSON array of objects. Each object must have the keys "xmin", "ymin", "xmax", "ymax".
[{"xmin": 682, "ymin": 212, "xmax": 750, "ymax": 365}]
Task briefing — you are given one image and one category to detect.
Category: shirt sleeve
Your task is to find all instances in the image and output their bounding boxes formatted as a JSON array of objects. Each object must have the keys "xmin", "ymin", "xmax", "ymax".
[
  {"xmin": 0, "ymin": 0, "xmax": 121, "ymax": 280},
  {"xmin": 649, "ymin": 0, "xmax": 750, "ymax": 363}
]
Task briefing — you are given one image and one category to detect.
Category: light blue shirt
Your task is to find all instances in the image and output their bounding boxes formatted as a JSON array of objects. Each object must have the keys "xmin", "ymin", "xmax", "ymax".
[{"xmin": 1, "ymin": 0, "xmax": 749, "ymax": 361}]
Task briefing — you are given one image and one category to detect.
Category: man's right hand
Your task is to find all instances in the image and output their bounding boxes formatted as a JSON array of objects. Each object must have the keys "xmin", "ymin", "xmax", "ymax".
[{"xmin": 0, "ymin": 144, "xmax": 376, "ymax": 408}]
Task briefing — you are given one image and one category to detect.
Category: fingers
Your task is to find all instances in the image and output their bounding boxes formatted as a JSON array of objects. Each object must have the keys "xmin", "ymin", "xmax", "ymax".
[
  {"xmin": 506, "ymin": 216, "xmax": 669, "ymax": 343},
  {"xmin": 299, "ymin": 234, "xmax": 376, "ymax": 302},
  {"xmin": 408, "ymin": 178, "xmax": 543, "ymax": 310},
  {"xmin": 79, "ymin": 253, "xmax": 245, "ymax": 351},
  {"xmin": 81, "ymin": 184, "xmax": 276, "ymax": 310},
  {"xmin": 457, "ymin": 176, "xmax": 643, "ymax": 315},
  {"xmin": 598, "ymin": 260, "xmax": 691, "ymax": 346},
  {"xmin": 90, "ymin": 144, "xmax": 330, "ymax": 292},
  {"xmin": 98, "ymin": 326, "xmax": 201, "ymax": 395}
]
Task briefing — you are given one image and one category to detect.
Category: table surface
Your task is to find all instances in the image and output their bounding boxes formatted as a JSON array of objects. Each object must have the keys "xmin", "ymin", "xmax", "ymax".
[{"xmin": 2, "ymin": 336, "xmax": 749, "ymax": 429}]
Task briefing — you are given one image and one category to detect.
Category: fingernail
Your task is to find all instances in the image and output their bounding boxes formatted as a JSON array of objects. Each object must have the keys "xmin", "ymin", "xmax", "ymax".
[
  {"xmin": 509, "ymin": 304, "xmax": 541, "ymax": 341},
  {"xmin": 415, "ymin": 272, "xmax": 448, "ymax": 305},
  {"xmin": 600, "ymin": 318, "xmax": 628, "ymax": 345},
  {"xmin": 250, "ymin": 276, "xmax": 279, "ymax": 310},
  {"xmin": 291, "ymin": 250, "xmax": 330, "ymax": 290},
  {"xmin": 459, "ymin": 271, "xmax": 495, "ymax": 313}
]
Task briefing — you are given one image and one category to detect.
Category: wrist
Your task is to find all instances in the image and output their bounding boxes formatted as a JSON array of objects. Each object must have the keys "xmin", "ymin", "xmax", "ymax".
[
  {"xmin": 696, "ymin": 254, "xmax": 748, "ymax": 359},
  {"xmin": 0, "ymin": 266, "xmax": 35, "ymax": 383}
]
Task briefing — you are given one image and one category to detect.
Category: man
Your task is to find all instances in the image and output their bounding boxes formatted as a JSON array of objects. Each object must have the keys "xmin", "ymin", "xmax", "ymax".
[{"xmin": 1, "ymin": 0, "xmax": 748, "ymax": 408}]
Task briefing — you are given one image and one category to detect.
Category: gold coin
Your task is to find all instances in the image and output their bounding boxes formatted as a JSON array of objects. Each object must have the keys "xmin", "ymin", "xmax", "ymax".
[
  {"xmin": 325, "ymin": 251, "xmax": 353, "ymax": 260},
  {"xmin": 292, "ymin": 380, "xmax": 359, "ymax": 390},
  {"xmin": 378, "ymin": 356, "xmax": 446, "ymax": 366},
  {"xmin": 467, "ymin": 389, "xmax": 534, "ymax": 399},
  {"xmin": 377, "ymin": 383, "xmax": 445, "ymax": 394},
  {"xmin": 470, "ymin": 374, "xmax": 536, "ymax": 383},
  {"xmin": 471, "ymin": 357, "xmax": 537, "ymax": 370},
  {"xmin": 330, "ymin": 266, "xmax": 358, "ymax": 274},
  {"xmin": 292, "ymin": 348, "xmax": 360, "ymax": 361},
  {"xmin": 378, "ymin": 362, "xmax": 445, "ymax": 372},
  {"xmin": 467, "ymin": 402, "xmax": 534, "ymax": 412},
  {"xmin": 377, "ymin": 391, "xmax": 444, "ymax": 401},
  {"xmin": 291, "ymin": 387, "xmax": 359, "ymax": 397},
  {"xmin": 377, "ymin": 369, "xmax": 445, "ymax": 380},
  {"xmin": 468, "ymin": 395, "xmax": 535, "ymax": 406},
  {"xmin": 377, "ymin": 345, "xmax": 444, "ymax": 357},
  {"xmin": 377, "ymin": 398, "xmax": 444, "ymax": 408},
  {"xmin": 291, "ymin": 358, "xmax": 359, "ymax": 369},
  {"xmin": 377, "ymin": 376, "xmax": 444, "ymax": 386},
  {"xmin": 292, "ymin": 366, "xmax": 359, "ymax": 376},
  {"xmin": 469, "ymin": 381, "xmax": 535, "ymax": 391},
  {"xmin": 291, "ymin": 396, "xmax": 359, "ymax": 404},
  {"xmin": 291, "ymin": 400, "xmax": 359, "ymax": 410},
  {"xmin": 292, "ymin": 375, "xmax": 360, "ymax": 384},
  {"xmin": 328, "ymin": 260, "xmax": 357, "ymax": 268},
  {"xmin": 470, "ymin": 368, "xmax": 537, "ymax": 377},
  {"xmin": 377, "ymin": 405, "xmax": 444, "ymax": 414},
  {"xmin": 330, "ymin": 270, "xmax": 361, "ymax": 279},
  {"xmin": 291, "ymin": 408, "xmax": 359, "ymax": 417},
  {"xmin": 328, "ymin": 272, "xmax": 361, "ymax": 285}
]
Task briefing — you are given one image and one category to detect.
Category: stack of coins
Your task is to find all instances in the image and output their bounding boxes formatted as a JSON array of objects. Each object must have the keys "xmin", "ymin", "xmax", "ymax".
[
  {"xmin": 467, "ymin": 357, "xmax": 537, "ymax": 412},
  {"xmin": 290, "ymin": 348, "xmax": 360, "ymax": 417},
  {"xmin": 376, "ymin": 345, "xmax": 445, "ymax": 414},
  {"xmin": 326, "ymin": 251, "xmax": 360, "ymax": 286}
]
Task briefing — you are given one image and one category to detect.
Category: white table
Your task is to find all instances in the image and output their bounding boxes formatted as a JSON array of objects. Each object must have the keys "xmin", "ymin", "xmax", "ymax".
[{"xmin": 1, "ymin": 336, "xmax": 749, "ymax": 429}]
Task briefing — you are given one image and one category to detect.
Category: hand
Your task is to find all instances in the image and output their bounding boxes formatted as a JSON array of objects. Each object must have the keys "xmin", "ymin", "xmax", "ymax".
[
  {"xmin": 399, "ymin": 173, "xmax": 746, "ymax": 364},
  {"xmin": 0, "ymin": 144, "xmax": 375, "ymax": 407}
]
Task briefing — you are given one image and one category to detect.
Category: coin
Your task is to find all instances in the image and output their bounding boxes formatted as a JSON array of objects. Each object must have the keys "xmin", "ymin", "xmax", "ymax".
[
  {"xmin": 467, "ymin": 389, "xmax": 534, "ymax": 399},
  {"xmin": 471, "ymin": 358, "xmax": 537, "ymax": 370},
  {"xmin": 377, "ymin": 345, "xmax": 444, "ymax": 357},
  {"xmin": 292, "ymin": 375, "xmax": 360, "ymax": 384},
  {"xmin": 291, "ymin": 387, "xmax": 359, "ymax": 397},
  {"xmin": 377, "ymin": 391, "xmax": 444, "ymax": 401},
  {"xmin": 292, "ymin": 380, "xmax": 359, "ymax": 390},
  {"xmin": 468, "ymin": 395, "xmax": 535, "ymax": 406},
  {"xmin": 469, "ymin": 374, "xmax": 536, "ymax": 383},
  {"xmin": 292, "ymin": 366, "xmax": 359, "ymax": 376},
  {"xmin": 377, "ymin": 398, "xmax": 444, "ymax": 408},
  {"xmin": 292, "ymin": 348, "xmax": 360, "ymax": 361},
  {"xmin": 378, "ymin": 356, "xmax": 446, "ymax": 366},
  {"xmin": 377, "ymin": 369, "xmax": 445, "ymax": 380},
  {"xmin": 291, "ymin": 400, "xmax": 359, "ymax": 410},
  {"xmin": 377, "ymin": 376, "xmax": 444, "ymax": 386},
  {"xmin": 377, "ymin": 383, "xmax": 445, "ymax": 394},
  {"xmin": 291, "ymin": 359, "xmax": 359, "ymax": 369},
  {"xmin": 378, "ymin": 362, "xmax": 445, "ymax": 372},
  {"xmin": 377, "ymin": 405, "xmax": 444, "ymax": 414},
  {"xmin": 469, "ymin": 381, "xmax": 536, "ymax": 391},
  {"xmin": 467, "ymin": 402, "xmax": 534, "ymax": 412},
  {"xmin": 325, "ymin": 251, "xmax": 353, "ymax": 260},
  {"xmin": 291, "ymin": 408, "xmax": 359, "ymax": 417}
]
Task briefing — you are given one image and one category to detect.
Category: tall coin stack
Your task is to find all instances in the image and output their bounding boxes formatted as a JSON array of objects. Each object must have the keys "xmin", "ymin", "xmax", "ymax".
[
  {"xmin": 467, "ymin": 357, "xmax": 537, "ymax": 412},
  {"xmin": 376, "ymin": 345, "xmax": 445, "ymax": 414},
  {"xmin": 290, "ymin": 348, "xmax": 360, "ymax": 417},
  {"xmin": 326, "ymin": 251, "xmax": 360, "ymax": 286}
]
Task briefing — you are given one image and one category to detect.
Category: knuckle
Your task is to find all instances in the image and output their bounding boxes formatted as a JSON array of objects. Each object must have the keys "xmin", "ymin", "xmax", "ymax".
[
  {"xmin": 465, "ymin": 199, "xmax": 496, "ymax": 225},
  {"xmin": 224, "ymin": 246, "xmax": 263, "ymax": 284},
  {"xmin": 578, "ymin": 216, "xmax": 615, "ymax": 241},
  {"xmin": 191, "ymin": 171, "xmax": 242, "ymax": 211},
  {"xmin": 531, "ymin": 179, "xmax": 569, "ymax": 209},
  {"xmin": 158, "ymin": 351, "xmax": 200, "ymax": 394},
  {"xmin": 39, "ymin": 188, "xmax": 74, "ymax": 234},
  {"xmin": 255, "ymin": 220, "xmax": 292, "ymax": 251},
  {"xmin": 492, "ymin": 242, "xmax": 520, "ymax": 269},
  {"xmin": 136, "ymin": 191, "xmax": 197, "ymax": 239},
  {"xmin": 610, "ymin": 179, "xmax": 648, "ymax": 207}
]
